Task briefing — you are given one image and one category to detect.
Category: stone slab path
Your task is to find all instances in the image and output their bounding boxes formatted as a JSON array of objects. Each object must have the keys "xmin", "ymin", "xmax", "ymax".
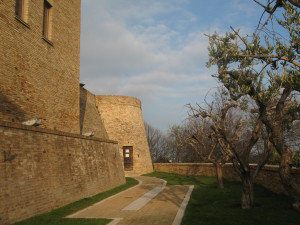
[{"xmin": 67, "ymin": 176, "xmax": 194, "ymax": 225}]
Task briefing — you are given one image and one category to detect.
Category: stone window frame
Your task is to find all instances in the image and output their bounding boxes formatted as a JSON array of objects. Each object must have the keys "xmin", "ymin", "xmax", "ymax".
[
  {"xmin": 15, "ymin": 0, "xmax": 30, "ymax": 28},
  {"xmin": 42, "ymin": 0, "xmax": 54, "ymax": 46}
]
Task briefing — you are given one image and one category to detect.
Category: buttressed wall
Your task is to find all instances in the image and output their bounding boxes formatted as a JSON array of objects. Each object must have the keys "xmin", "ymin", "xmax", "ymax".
[
  {"xmin": 80, "ymin": 87, "xmax": 109, "ymax": 139},
  {"xmin": 0, "ymin": 0, "xmax": 81, "ymax": 133},
  {"xmin": 96, "ymin": 95, "xmax": 153, "ymax": 176},
  {"xmin": 0, "ymin": 121, "xmax": 125, "ymax": 224},
  {"xmin": 0, "ymin": 1, "xmax": 126, "ymax": 224}
]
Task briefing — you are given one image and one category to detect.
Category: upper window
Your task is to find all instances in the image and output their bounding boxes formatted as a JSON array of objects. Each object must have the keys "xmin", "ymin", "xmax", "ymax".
[
  {"xmin": 15, "ymin": 0, "xmax": 29, "ymax": 24},
  {"xmin": 43, "ymin": 1, "xmax": 53, "ymax": 42}
]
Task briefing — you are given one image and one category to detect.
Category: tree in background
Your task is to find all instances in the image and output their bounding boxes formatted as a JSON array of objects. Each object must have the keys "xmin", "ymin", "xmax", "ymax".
[
  {"xmin": 268, "ymin": 120, "xmax": 300, "ymax": 166},
  {"xmin": 145, "ymin": 121, "xmax": 203, "ymax": 163},
  {"xmin": 293, "ymin": 151, "xmax": 300, "ymax": 167},
  {"xmin": 144, "ymin": 122, "xmax": 168, "ymax": 162},
  {"xmin": 166, "ymin": 124, "xmax": 203, "ymax": 163},
  {"xmin": 187, "ymin": 87, "xmax": 273, "ymax": 208},
  {"xmin": 179, "ymin": 116, "xmax": 229, "ymax": 189},
  {"xmin": 183, "ymin": 88, "xmax": 234, "ymax": 189},
  {"xmin": 206, "ymin": 0, "xmax": 300, "ymax": 208}
]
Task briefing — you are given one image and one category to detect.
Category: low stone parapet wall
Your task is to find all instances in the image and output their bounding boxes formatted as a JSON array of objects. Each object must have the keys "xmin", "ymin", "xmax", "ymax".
[
  {"xmin": 153, "ymin": 163, "xmax": 300, "ymax": 195},
  {"xmin": 0, "ymin": 121, "xmax": 125, "ymax": 224}
]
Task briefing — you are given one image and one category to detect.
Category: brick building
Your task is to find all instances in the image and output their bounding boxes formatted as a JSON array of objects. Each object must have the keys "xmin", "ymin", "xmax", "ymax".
[
  {"xmin": 0, "ymin": 0, "xmax": 81, "ymax": 133},
  {"xmin": 0, "ymin": 1, "xmax": 125, "ymax": 224},
  {"xmin": 0, "ymin": 1, "xmax": 152, "ymax": 223}
]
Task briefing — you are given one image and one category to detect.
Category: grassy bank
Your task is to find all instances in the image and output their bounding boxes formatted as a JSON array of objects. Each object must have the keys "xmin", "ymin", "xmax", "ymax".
[
  {"xmin": 145, "ymin": 172, "xmax": 300, "ymax": 225},
  {"xmin": 13, "ymin": 177, "xmax": 138, "ymax": 225}
]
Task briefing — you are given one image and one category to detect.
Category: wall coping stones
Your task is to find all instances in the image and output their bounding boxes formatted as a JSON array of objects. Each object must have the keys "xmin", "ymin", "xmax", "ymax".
[{"xmin": 154, "ymin": 163, "xmax": 300, "ymax": 173}]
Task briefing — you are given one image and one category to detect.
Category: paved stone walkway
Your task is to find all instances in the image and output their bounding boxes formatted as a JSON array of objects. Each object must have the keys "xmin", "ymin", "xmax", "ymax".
[{"xmin": 67, "ymin": 176, "xmax": 194, "ymax": 225}]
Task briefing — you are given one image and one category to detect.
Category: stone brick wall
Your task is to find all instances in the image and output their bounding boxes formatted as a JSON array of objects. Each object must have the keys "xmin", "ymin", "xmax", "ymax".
[
  {"xmin": 96, "ymin": 95, "xmax": 153, "ymax": 176},
  {"xmin": 0, "ymin": 0, "xmax": 81, "ymax": 133},
  {"xmin": 154, "ymin": 163, "xmax": 300, "ymax": 195},
  {"xmin": 0, "ymin": 121, "xmax": 125, "ymax": 225},
  {"xmin": 80, "ymin": 87, "xmax": 109, "ymax": 139}
]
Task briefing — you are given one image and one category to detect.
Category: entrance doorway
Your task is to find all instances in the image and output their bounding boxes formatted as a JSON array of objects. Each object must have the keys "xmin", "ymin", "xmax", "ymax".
[{"xmin": 123, "ymin": 146, "xmax": 133, "ymax": 171}]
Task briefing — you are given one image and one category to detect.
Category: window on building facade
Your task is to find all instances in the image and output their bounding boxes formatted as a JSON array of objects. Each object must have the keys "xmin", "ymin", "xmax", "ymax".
[
  {"xmin": 15, "ymin": 0, "xmax": 29, "ymax": 25},
  {"xmin": 43, "ymin": 1, "xmax": 53, "ymax": 42}
]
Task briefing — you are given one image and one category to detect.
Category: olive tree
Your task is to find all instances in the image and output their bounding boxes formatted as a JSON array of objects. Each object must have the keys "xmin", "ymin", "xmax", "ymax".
[
  {"xmin": 206, "ymin": 0, "xmax": 300, "ymax": 208},
  {"xmin": 184, "ymin": 88, "xmax": 235, "ymax": 189},
  {"xmin": 188, "ymin": 94, "xmax": 273, "ymax": 208}
]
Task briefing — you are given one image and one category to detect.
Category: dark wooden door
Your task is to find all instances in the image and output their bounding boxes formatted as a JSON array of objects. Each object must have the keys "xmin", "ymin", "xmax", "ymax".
[{"xmin": 123, "ymin": 146, "xmax": 133, "ymax": 171}]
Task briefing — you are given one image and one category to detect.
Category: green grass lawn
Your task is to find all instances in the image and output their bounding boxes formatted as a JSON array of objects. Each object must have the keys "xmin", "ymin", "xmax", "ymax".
[
  {"xmin": 13, "ymin": 177, "xmax": 138, "ymax": 225},
  {"xmin": 145, "ymin": 172, "xmax": 300, "ymax": 225}
]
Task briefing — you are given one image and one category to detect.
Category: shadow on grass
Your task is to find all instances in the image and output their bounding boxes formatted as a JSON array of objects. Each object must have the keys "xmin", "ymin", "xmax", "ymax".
[
  {"xmin": 13, "ymin": 177, "xmax": 138, "ymax": 225},
  {"xmin": 145, "ymin": 172, "xmax": 300, "ymax": 225}
]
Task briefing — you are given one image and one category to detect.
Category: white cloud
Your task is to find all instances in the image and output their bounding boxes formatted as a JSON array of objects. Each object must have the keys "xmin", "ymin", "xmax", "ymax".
[
  {"xmin": 121, "ymin": 84, "xmax": 172, "ymax": 102},
  {"xmin": 81, "ymin": 2, "xmax": 212, "ymax": 96},
  {"xmin": 80, "ymin": 0, "xmax": 246, "ymax": 131},
  {"xmin": 128, "ymin": 72, "xmax": 208, "ymax": 85},
  {"xmin": 81, "ymin": 76, "xmax": 124, "ymax": 95},
  {"xmin": 81, "ymin": 21, "xmax": 163, "ymax": 77}
]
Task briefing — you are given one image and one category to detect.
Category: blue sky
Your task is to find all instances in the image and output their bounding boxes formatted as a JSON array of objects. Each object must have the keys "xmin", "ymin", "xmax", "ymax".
[{"xmin": 80, "ymin": 0, "xmax": 268, "ymax": 133}]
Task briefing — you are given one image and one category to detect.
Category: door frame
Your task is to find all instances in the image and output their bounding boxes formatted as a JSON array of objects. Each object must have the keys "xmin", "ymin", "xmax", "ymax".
[{"xmin": 123, "ymin": 146, "xmax": 133, "ymax": 171}]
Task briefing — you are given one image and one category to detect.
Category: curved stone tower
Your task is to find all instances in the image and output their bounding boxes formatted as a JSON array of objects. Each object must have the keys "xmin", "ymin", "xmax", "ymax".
[{"xmin": 96, "ymin": 95, "xmax": 153, "ymax": 176}]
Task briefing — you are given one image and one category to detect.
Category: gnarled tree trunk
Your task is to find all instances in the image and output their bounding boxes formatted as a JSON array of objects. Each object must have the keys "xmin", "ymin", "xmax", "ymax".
[
  {"xmin": 268, "ymin": 122, "xmax": 300, "ymax": 210},
  {"xmin": 279, "ymin": 148, "xmax": 300, "ymax": 210},
  {"xmin": 241, "ymin": 172, "xmax": 254, "ymax": 209},
  {"xmin": 215, "ymin": 163, "xmax": 224, "ymax": 189}
]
